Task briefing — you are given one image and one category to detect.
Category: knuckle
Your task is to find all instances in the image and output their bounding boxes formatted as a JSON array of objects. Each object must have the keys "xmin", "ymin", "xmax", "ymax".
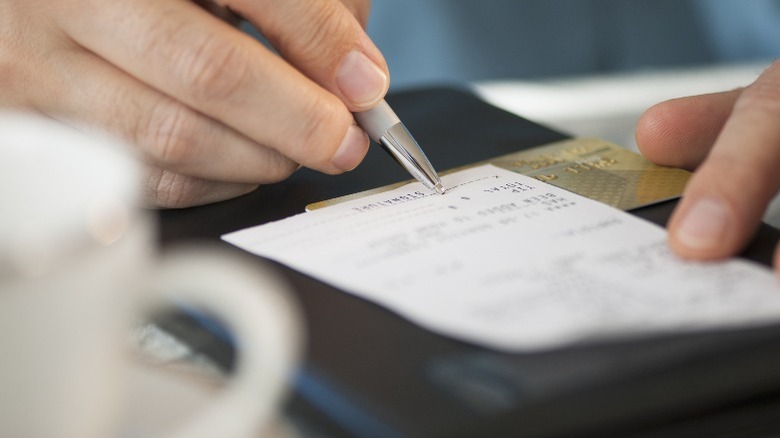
[
  {"xmin": 145, "ymin": 167, "xmax": 257, "ymax": 208},
  {"xmin": 341, "ymin": 0, "xmax": 371, "ymax": 28},
  {"xmin": 736, "ymin": 87, "xmax": 780, "ymax": 115},
  {"xmin": 139, "ymin": 99, "xmax": 197, "ymax": 166},
  {"xmin": 177, "ymin": 35, "xmax": 251, "ymax": 103},
  {"xmin": 284, "ymin": 2, "xmax": 353, "ymax": 67},
  {"xmin": 736, "ymin": 77, "xmax": 780, "ymax": 115},
  {"xmin": 262, "ymin": 156, "xmax": 299, "ymax": 182},
  {"xmin": 144, "ymin": 168, "xmax": 200, "ymax": 209}
]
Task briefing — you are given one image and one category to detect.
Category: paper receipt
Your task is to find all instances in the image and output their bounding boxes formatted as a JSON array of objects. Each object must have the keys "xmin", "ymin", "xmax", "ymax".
[{"xmin": 224, "ymin": 164, "xmax": 780, "ymax": 351}]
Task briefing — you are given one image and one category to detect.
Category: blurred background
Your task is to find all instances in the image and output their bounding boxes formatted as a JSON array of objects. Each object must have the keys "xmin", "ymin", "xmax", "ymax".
[
  {"xmin": 367, "ymin": 0, "xmax": 780, "ymax": 145},
  {"xmin": 368, "ymin": 0, "xmax": 780, "ymax": 88}
]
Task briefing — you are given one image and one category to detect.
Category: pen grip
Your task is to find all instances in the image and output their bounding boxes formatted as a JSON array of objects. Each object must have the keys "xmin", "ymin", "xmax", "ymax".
[{"xmin": 353, "ymin": 100, "xmax": 401, "ymax": 142}]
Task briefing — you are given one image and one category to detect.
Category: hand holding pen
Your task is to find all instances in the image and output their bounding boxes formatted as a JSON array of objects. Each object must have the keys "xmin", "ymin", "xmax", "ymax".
[{"xmin": 0, "ymin": 0, "xmax": 414, "ymax": 207}]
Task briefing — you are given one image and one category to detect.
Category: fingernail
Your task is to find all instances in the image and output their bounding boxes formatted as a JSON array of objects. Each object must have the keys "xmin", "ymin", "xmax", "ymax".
[
  {"xmin": 332, "ymin": 125, "xmax": 368, "ymax": 171},
  {"xmin": 336, "ymin": 50, "xmax": 388, "ymax": 108},
  {"xmin": 674, "ymin": 197, "xmax": 730, "ymax": 250}
]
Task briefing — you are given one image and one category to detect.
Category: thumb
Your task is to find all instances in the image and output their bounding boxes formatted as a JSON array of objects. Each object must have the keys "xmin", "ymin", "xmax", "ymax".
[
  {"xmin": 665, "ymin": 62, "xmax": 780, "ymax": 260},
  {"xmin": 227, "ymin": 0, "xmax": 389, "ymax": 111}
]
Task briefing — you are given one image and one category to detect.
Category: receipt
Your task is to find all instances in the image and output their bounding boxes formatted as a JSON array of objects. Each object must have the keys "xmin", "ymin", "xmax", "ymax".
[{"xmin": 223, "ymin": 165, "xmax": 780, "ymax": 351}]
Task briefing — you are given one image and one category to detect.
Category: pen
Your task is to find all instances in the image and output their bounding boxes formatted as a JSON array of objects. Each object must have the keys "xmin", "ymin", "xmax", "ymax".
[{"xmin": 353, "ymin": 100, "xmax": 446, "ymax": 195}]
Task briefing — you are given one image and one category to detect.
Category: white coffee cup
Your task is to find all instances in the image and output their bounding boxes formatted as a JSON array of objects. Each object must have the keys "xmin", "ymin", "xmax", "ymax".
[{"xmin": 0, "ymin": 113, "xmax": 301, "ymax": 438}]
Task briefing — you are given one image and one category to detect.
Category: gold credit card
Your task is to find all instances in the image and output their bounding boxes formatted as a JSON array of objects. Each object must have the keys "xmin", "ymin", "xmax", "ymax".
[{"xmin": 307, "ymin": 138, "xmax": 691, "ymax": 211}]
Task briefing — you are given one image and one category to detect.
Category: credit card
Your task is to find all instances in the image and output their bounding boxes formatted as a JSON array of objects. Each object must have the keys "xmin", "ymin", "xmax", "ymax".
[{"xmin": 307, "ymin": 138, "xmax": 690, "ymax": 211}]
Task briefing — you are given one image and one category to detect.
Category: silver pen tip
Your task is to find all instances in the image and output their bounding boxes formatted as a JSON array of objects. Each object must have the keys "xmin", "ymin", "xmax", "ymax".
[{"xmin": 434, "ymin": 182, "xmax": 446, "ymax": 195}]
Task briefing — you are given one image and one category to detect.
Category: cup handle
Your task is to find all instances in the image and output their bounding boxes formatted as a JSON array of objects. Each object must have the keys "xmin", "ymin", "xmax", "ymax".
[{"xmin": 147, "ymin": 245, "xmax": 301, "ymax": 438}]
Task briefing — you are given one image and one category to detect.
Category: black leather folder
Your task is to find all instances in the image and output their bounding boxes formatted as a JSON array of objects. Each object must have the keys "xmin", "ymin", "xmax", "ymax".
[{"xmin": 157, "ymin": 87, "xmax": 780, "ymax": 437}]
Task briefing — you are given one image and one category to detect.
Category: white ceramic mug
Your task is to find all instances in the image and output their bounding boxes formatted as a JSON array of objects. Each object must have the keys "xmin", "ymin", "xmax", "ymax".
[{"xmin": 0, "ymin": 114, "xmax": 301, "ymax": 438}]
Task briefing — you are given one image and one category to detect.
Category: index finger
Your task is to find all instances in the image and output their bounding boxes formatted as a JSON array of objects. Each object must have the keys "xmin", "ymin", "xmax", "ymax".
[
  {"xmin": 228, "ymin": 0, "xmax": 388, "ymax": 110},
  {"xmin": 58, "ymin": 0, "xmax": 363, "ymax": 174},
  {"xmin": 667, "ymin": 61, "xmax": 780, "ymax": 259}
]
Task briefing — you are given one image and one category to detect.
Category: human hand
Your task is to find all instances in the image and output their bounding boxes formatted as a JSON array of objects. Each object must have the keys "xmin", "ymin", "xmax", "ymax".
[
  {"xmin": 0, "ymin": 0, "xmax": 385, "ymax": 207},
  {"xmin": 636, "ymin": 61, "xmax": 780, "ymax": 270}
]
